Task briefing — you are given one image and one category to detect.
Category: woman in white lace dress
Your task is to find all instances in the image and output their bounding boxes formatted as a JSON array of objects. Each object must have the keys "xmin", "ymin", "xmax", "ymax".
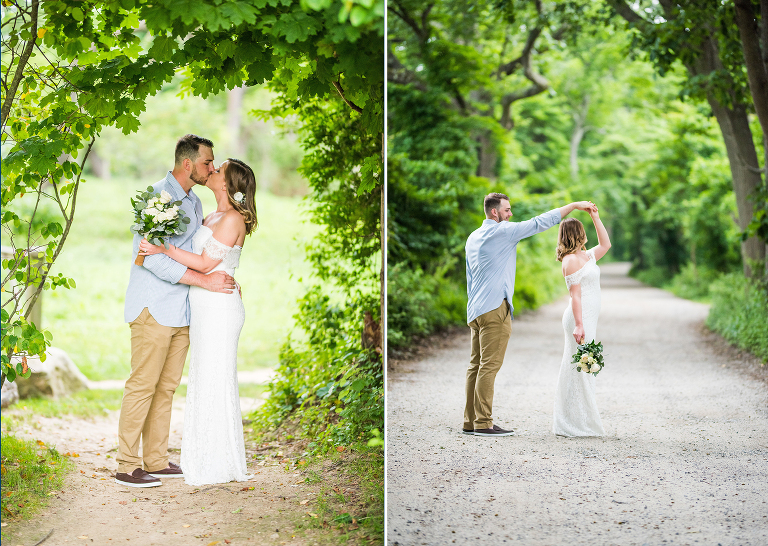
[
  {"xmin": 552, "ymin": 206, "xmax": 611, "ymax": 437},
  {"xmin": 139, "ymin": 158, "xmax": 257, "ymax": 485}
]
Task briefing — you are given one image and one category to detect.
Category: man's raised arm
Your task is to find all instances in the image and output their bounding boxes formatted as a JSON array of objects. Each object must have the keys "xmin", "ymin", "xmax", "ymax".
[{"xmin": 559, "ymin": 201, "xmax": 597, "ymax": 219}]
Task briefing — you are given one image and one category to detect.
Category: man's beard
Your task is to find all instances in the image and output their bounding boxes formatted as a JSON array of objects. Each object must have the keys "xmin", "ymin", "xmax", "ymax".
[{"xmin": 190, "ymin": 169, "xmax": 208, "ymax": 185}]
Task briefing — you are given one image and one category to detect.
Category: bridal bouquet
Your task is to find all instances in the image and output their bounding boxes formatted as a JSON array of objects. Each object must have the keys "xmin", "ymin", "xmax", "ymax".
[
  {"xmin": 572, "ymin": 340, "xmax": 605, "ymax": 376},
  {"xmin": 130, "ymin": 187, "xmax": 191, "ymax": 266}
]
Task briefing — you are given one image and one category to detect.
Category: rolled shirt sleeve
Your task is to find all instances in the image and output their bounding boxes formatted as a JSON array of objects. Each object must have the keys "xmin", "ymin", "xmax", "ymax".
[{"xmin": 137, "ymin": 241, "xmax": 188, "ymax": 284}]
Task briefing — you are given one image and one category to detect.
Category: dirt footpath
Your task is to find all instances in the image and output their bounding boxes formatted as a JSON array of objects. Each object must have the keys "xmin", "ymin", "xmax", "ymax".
[
  {"xmin": 387, "ymin": 263, "xmax": 768, "ymax": 546},
  {"xmin": 2, "ymin": 395, "xmax": 340, "ymax": 546}
]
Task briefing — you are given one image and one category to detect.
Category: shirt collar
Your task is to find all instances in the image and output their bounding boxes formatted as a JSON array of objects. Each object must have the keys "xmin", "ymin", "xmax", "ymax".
[
  {"xmin": 165, "ymin": 171, "xmax": 191, "ymax": 202},
  {"xmin": 482, "ymin": 219, "xmax": 498, "ymax": 225}
]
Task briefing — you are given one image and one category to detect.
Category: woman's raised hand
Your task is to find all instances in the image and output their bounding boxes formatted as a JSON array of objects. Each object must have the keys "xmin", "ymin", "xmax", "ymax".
[{"xmin": 138, "ymin": 238, "xmax": 166, "ymax": 256}]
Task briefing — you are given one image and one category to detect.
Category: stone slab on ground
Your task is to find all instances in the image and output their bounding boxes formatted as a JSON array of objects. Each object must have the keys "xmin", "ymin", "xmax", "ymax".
[{"xmin": 14, "ymin": 347, "xmax": 89, "ymax": 399}]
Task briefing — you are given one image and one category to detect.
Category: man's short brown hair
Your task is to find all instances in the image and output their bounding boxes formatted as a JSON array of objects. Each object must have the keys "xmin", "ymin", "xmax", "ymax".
[
  {"xmin": 174, "ymin": 134, "xmax": 214, "ymax": 166},
  {"xmin": 484, "ymin": 192, "xmax": 510, "ymax": 216}
]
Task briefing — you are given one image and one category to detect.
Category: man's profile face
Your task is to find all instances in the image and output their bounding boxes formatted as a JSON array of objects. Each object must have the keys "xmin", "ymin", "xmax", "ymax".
[
  {"xmin": 494, "ymin": 199, "xmax": 513, "ymax": 222},
  {"xmin": 189, "ymin": 146, "xmax": 215, "ymax": 185}
]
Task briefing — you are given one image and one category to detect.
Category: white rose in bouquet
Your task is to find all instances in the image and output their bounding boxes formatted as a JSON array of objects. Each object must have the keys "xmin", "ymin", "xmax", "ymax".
[
  {"xmin": 160, "ymin": 190, "xmax": 173, "ymax": 204},
  {"xmin": 571, "ymin": 340, "xmax": 605, "ymax": 376}
]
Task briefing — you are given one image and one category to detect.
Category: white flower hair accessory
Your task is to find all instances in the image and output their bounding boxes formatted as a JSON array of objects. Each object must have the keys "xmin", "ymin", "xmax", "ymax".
[{"xmin": 232, "ymin": 191, "xmax": 245, "ymax": 204}]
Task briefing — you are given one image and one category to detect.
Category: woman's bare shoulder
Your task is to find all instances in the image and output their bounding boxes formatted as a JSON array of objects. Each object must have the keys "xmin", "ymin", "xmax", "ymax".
[{"xmin": 562, "ymin": 252, "xmax": 586, "ymax": 277}]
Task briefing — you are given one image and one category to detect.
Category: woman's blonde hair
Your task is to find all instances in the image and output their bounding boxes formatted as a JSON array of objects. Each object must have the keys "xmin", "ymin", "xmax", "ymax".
[
  {"xmin": 556, "ymin": 218, "xmax": 587, "ymax": 262},
  {"xmin": 224, "ymin": 158, "xmax": 258, "ymax": 235}
]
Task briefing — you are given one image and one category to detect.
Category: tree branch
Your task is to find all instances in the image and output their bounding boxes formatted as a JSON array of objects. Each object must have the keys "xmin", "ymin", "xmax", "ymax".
[
  {"xmin": 607, "ymin": 0, "xmax": 649, "ymax": 25},
  {"xmin": 498, "ymin": 27, "xmax": 542, "ymax": 76},
  {"xmin": 388, "ymin": 0, "xmax": 430, "ymax": 42},
  {"xmin": 24, "ymin": 137, "xmax": 96, "ymax": 322},
  {"xmin": 498, "ymin": 33, "xmax": 550, "ymax": 129},
  {"xmin": 332, "ymin": 80, "xmax": 363, "ymax": 113},
  {"xmin": 1, "ymin": 0, "xmax": 39, "ymax": 127}
]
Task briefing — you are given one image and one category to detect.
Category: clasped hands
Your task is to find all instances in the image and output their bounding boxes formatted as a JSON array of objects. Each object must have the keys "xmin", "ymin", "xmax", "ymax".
[{"xmin": 576, "ymin": 201, "xmax": 599, "ymax": 216}]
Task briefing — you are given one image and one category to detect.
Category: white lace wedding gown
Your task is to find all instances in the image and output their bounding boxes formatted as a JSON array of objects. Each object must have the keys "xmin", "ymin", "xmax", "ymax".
[
  {"xmin": 180, "ymin": 225, "xmax": 253, "ymax": 485},
  {"xmin": 553, "ymin": 248, "xmax": 606, "ymax": 437}
]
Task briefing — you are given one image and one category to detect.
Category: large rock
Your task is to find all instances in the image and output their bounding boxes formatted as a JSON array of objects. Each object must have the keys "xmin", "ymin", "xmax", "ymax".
[
  {"xmin": 14, "ymin": 347, "xmax": 89, "ymax": 399},
  {"xmin": 1, "ymin": 379, "xmax": 19, "ymax": 408}
]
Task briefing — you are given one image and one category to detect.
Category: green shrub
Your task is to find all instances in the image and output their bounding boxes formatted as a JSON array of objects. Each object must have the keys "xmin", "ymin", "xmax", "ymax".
[
  {"xmin": 632, "ymin": 266, "xmax": 671, "ymax": 289},
  {"xmin": 387, "ymin": 263, "xmax": 461, "ymax": 348},
  {"xmin": 666, "ymin": 263, "xmax": 722, "ymax": 301},
  {"xmin": 251, "ymin": 288, "xmax": 383, "ymax": 452},
  {"xmin": 707, "ymin": 273, "xmax": 768, "ymax": 361}
]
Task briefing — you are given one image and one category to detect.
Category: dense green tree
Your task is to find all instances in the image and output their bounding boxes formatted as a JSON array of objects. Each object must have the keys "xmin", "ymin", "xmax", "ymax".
[{"xmin": 607, "ymin": 0, "xmax": 767, "ymax": 276}]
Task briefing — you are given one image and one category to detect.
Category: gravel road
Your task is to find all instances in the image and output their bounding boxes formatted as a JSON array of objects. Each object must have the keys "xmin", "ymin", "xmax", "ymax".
[{"xmin": 386, "ymin": 262, "xmax": 768, "ymax": 546}]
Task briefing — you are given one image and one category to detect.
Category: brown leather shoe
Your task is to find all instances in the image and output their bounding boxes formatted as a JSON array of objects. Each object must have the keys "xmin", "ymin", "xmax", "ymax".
[
  {"xmin": 115, "ymin": 468, "xmax": 162, "ymax": 488},
  {"xmin": 148, "ymin": 461, "xmax": 184, "ymax": 478},
  {"xmin": 474, "ymin": 425, "xmax": 515, "ymax": 437}
]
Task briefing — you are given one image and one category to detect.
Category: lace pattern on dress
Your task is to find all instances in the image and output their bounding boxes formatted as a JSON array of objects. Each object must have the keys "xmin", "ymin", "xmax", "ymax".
[
  {"xmin": 202, "ymin": 236, "xmax": 232, "ymax": 261},
  {"xmin": 564, "ymin": 249, "xmax": 595, "ymax": 289}
]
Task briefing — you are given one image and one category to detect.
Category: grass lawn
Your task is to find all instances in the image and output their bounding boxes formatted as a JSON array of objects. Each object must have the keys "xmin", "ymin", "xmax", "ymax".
[
  {"xmin": 0, "ymin": 434, "xmax": 73, "ymax": 521},
  {"xmin": 41, "ymin": 175, "xmax": 317, "ymax": 381}
]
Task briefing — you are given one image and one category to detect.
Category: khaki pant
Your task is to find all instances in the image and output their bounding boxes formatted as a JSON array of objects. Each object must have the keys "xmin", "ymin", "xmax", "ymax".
[
  {"xmin": 464, "ymin": 300, "xmax": 512, "ymax": 430},
  {"xmin": 116, "ymin": 308, "xmax": 189, "ymax": 474}
]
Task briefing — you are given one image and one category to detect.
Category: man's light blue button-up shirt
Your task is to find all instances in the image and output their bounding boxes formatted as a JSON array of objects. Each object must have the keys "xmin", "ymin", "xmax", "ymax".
[
  {"xmin": 124, "ymin": 172, "xmax": 204, "ymax": 327},
  {"xmin": 465, "ymin": 209, "xmax": 562, "ymax": 324}
]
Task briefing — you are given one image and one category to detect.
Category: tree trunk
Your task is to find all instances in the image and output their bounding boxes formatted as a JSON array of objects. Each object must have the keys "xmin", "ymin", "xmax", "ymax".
[
  {"xmin": 708, "ymin": 98, "xmax": 766, "ymax": 277},
  {"xmin": 227, "ymin": 86, "xmax": 246, "ymax": 159},
  {"xmin": 691, "ymin": 36, "xmax": 766, "ymax": 277},
  {"xmin": 734, "ymin": 0, "xmax": 768, "ymax": 179},
  {"xmin": 569, "ymin": 96, "xmax": 590, "ymax": 180},
  {"xmin": 476, "ymin": 133, "xmax": 497, "ymax": 179},
  {"xmin": 89, "ymin": 146, "xmax": 111, "ymax": 180}
]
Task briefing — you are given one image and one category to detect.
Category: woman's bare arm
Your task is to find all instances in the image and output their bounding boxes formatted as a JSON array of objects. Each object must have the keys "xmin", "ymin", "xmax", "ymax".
[
  {"xmin": 563, "ymin": 254, "xmax": 586, "ymax": 344},
  {"xmin": 589, "ymin": 208, "xmax": 611, "ymax": 261},
  {"xmin": 139, "ymin": 212, "xmax": 245, "ymax": 273}
]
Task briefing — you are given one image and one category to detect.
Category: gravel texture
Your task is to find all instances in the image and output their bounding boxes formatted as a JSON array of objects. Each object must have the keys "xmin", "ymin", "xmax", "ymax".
[{"xmin": 387, "ymin": 262, "xmax": 768, "ymax": 546}]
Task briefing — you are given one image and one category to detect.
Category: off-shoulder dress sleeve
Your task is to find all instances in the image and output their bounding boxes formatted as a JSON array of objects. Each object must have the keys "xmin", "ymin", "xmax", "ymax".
[
  {"xmin": 564, "ymin": 251, "xmax": 595, "ymax": 289},
  {"xmin": 202, "ymin": 236, "xmax": 232, "ymax": 262}
]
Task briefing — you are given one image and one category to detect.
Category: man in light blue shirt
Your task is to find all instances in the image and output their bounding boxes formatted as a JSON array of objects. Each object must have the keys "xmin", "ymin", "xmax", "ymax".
[
  {"xmin": 116, "ymin": 135, "xmax": 236, "ymax": 488},
  {"xmin": 464, "ymin": 193, "xmax": 596, "ymax": 437}
]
